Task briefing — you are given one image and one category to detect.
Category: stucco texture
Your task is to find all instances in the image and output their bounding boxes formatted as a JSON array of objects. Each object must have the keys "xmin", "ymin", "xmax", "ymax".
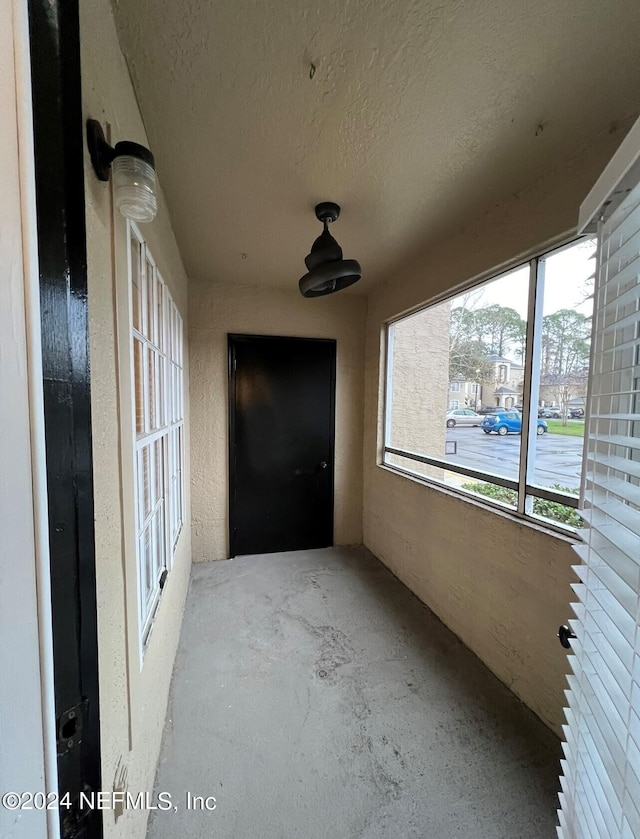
[
  {"xmin": 386, "ymin": 304, "xmax": 449, "ymax": 481},
  {"xmin": 81, "ymin": 1, "xmax": 192, "ymax": 837},
  {"xmin": 362, "ymin": 125, "xmax": 633, "ymax": 736},
  {"xmin": 113, "ymin": 0, "xmax": 640, "ymax": 295},
  {"xmin": 189, "ymin": 280, "xmax": 366, "ymax": 562}
]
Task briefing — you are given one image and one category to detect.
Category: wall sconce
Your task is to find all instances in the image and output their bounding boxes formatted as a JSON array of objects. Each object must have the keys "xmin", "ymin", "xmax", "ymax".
[
  {"xmin": 86, "ymin": 119, "xmax": 158, "ymax": 223},
  {"xmin": 299, "ymin": 202, "xmax": 361, "ymax": 297}
]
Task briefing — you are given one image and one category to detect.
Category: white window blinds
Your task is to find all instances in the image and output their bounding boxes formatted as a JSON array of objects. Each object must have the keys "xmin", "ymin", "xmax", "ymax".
[{"xmin": 558, "ymin": 175, "xmax": 640, "ymax": 837}]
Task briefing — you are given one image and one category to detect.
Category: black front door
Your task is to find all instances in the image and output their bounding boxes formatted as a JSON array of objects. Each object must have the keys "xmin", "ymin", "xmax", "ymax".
[{"xmin": 229, "ymin": 335, "xmax": 336, "ymax": 557}]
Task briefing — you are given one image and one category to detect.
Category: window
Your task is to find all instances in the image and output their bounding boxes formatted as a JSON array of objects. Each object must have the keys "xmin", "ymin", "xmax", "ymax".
[
  {"xmin": 384, "ymin": 236, "xmax": 595, "ymax": 531},
  {"xmin": 448, "ymin": 400, "xmax": 459, "ymax": 410},
  {"xmin": 450, "ymin": 382, "xmax": 460, "ymax": 392},
  {"xmin": 129, "ymin": 223, "xmax": 185, "ymax": 645}
]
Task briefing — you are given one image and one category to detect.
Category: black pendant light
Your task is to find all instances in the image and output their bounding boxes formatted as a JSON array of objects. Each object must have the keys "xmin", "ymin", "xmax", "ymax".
[{"xmin": 299, "ymin": 202, "xmax": 361, "ymax": 297}]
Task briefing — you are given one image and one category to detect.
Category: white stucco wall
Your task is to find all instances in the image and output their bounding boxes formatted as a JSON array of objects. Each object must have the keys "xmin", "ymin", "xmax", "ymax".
[
  {"xmin": 363, "ymin": 124, "xmax": 634, "ymax": 736},
  {"xmin": 80, "ymin": 2, "xmax": 191, "ymax": 837},
  {"xmin": 189, "ymin": 280, "xmax": 366, "ymax": 562}
]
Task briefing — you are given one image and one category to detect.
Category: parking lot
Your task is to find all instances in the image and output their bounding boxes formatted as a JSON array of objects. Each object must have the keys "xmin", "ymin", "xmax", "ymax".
[{"xmin": 445, "ymin": 425, "xmax": 584, "ymax": 489}]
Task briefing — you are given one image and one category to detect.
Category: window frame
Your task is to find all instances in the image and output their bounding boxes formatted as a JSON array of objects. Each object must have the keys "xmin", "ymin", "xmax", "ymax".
[
  {"xmin": 382, "ymin": 236, "xmax": 590, "ymax": 534},
  {"xmin": 128, "ymin": 221, "xmax": 185, "ymax": 651}
]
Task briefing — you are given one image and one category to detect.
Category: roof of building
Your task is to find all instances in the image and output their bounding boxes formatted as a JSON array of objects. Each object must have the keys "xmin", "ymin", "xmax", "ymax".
[{"xmin": 487, "ymin": 353, "xmax": 523, "ymax": 368}]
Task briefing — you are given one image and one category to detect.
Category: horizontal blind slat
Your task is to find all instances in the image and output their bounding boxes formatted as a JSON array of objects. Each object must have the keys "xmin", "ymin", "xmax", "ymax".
[
  {"xmin": 601, "ymin": 194, "xmax": 640, "ymax": 250},
  {"xmin": 580, "ymin": 525, "xmax": 640, "ymax": 572},
  {"xmin": 585, "ymin": 496, "xmax": 640, "ymax": 541},
  {"xmin": 562, "ymin": 174, "xmax": 640, "ymax": 838},
  {"xmin": 586, "ymin": 453, "xmax": 640, "ymax": 482},
  {"xmin": 589, "ymin": 474, "xmax": 640, "ymax": 507},
  {"xmin": 587, "ymin": 433, "xmax": 640, "ymax": 451},
  {"xmin": 601, "ymin": 253, "xmax": 640, "ymax": 304},
  {"xmin": 601, "ymin": 307, "xmax": 640, "ymax": 336}
]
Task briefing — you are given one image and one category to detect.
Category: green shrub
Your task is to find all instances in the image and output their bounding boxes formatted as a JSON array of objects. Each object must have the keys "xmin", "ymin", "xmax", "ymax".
[
  {"xmin": 460, "ymin": 482, "xmax": 517, "ymax": 506},
  {"xmin": 460, "ymin": 482, "xmax": 583, "ymax": 529}
]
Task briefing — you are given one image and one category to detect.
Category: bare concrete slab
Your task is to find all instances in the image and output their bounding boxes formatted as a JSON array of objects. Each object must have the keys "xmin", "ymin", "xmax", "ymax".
[{"xmin": 147, "ymin": 546, "xmax": 561, "ymax": 838}]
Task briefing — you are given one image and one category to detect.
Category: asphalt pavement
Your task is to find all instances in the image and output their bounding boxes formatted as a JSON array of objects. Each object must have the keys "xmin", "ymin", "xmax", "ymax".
[{"xmin": 445, "ymin": 425, "xmax": 584, "ymax": 490}]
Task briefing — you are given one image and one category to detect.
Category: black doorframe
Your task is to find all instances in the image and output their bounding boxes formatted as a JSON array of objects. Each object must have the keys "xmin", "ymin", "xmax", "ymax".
[
  {"xmin": 228, "ymin": 334, "xmax": 337, "ymax": 558},
  {"xmin": 28, "ymin": 2, "xmax": 103, "ymax": 837}
]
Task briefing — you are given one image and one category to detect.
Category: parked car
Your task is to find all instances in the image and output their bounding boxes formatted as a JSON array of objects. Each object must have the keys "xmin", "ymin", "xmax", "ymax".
[
  {"xmin": 569, "ymin": 407, "xmax": 585, "ymax": 418},
  {"xmin": 481, "ymin": 411, "xmax": 548, "ymax": 436},
  {"xmin": 538, "ymin": 407, "xmax": 561, "ymax": 419},
  {"xmin": 446, "ymin": 409, "xmax": 482, "ymax": 428},
  {"xmin": 477, "ymin": 406, "xmax": 504, "ymax": 416}
]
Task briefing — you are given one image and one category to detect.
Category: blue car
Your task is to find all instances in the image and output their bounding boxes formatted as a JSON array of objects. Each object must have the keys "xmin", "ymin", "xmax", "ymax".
[{"xmin": 480, "ymin": 410, "xmax": 547, "ymax": 436}]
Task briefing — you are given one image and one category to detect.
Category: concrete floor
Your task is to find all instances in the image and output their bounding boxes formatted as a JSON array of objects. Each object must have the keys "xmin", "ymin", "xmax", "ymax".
[{"xmin": 148, "ymin": 546, "xmax": 561, "ymax": 839}]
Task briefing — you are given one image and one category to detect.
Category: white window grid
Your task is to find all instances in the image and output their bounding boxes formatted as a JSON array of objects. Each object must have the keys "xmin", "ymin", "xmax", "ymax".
[
  {"xmin": 449, "ymin": 400, "xmax": 459, "ymax": 410},
  {"xmin": 450, "ymin": 382, "xmax": 461, "ymax": 392},
  {"xmin": 128, "ymin": 222, "xmax": 184, "ymax": 647}
]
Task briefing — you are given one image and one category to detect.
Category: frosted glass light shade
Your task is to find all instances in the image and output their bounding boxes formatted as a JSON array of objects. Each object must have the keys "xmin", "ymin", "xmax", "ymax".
[{"xmin": 112, "ymin": 155, "xmax": 158, "ymax": 222}]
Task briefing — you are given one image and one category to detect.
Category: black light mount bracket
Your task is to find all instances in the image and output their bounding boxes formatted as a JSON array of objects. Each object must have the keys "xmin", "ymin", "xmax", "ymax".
[
  {"xmin": 86, "ymin": 119, "xmax": 115, "ymax": 181},
  {"xmin": 86, "ymin": 119, "xmax": 156, "ymax": 182},
  {"xmin": 315, "ymin": 202, "xmax": 341, "ymax": 224}
]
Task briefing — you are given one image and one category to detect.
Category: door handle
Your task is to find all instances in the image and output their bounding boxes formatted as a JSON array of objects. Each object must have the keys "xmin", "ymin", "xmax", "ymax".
[{"xmin": 319, "ymin": 461, "xmax": 328, "ymax": 470}]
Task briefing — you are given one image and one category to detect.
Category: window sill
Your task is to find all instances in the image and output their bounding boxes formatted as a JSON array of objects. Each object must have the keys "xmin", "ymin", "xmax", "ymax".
[{"xmin": 377, "ymin": 462, "xmax": 583, "ymax": 546}]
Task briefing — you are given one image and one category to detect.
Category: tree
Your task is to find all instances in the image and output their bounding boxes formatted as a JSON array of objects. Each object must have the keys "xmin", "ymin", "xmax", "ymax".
[
  {"xmin": 449, "ymin": 306, "xmax": 486, "ymax": 384},
  {"xmin": 449, "ymin": 304, "xmax": 527, "ymax": 399},
  {"xmin": 450, "ymin": 304, "xmax": 526, "ymax": 359},
  {"xmin": 449, "ymin": 339, "xmax": 494, "ymax": 384},
  {"xmin": 473, "ymin": 305, "xmax": 526, "ymax": 357},
  {"xmin": 449, "ymin": 306, "xmax": 478, "ymax": 349},
  {"xmin": 540, "ymin": 370, "xmax": 589, "ymax": 424},
  {"xmin": 541, "ymin": 309, "xmax": 590, "ymax": 376},
  {"xmin": 539, "ymin": 309, "xmax": 591, "ymax": 424}
]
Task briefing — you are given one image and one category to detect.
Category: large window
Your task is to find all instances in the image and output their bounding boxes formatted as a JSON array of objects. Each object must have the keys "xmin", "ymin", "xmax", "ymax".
[
  {"xmin": 129, "ymin": 223, "xmax": 185, "ymax": 645},
  {"xmin": 384, "ymin": 236, "xmax": 595, "ymax": 531}
]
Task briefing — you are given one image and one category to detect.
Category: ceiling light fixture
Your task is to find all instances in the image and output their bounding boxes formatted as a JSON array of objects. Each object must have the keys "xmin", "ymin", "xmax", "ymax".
[
  {"xmin": 299, "ymin": 202, "xmax": 361, "ymax": 297},
  {"xmin": 86, "ymin": 119, "xmax": 158, "ymax": 223}
]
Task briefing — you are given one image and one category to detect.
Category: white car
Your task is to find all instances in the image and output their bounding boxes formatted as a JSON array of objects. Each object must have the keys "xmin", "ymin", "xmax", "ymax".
[{"xmin": 446, "ymin": 409, "xmax": 482, "ymax": 428}]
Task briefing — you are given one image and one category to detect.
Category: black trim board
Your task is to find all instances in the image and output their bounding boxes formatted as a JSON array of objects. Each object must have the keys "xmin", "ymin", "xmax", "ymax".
[{"xmin": 28, "ymin": 1, "xmax": 103, "ymax": 837}]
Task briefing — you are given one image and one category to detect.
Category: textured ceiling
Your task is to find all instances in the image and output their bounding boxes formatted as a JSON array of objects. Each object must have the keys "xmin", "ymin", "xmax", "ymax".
[{"xmin": 112, "ymin": 0, "xmax": 640, "ymax": 293}]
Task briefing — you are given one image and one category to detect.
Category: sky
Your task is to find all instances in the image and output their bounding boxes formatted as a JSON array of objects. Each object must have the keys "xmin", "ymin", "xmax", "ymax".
[{"xmin": 452, "ymin": 237, "xmax": 596, "ymax": 321}]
